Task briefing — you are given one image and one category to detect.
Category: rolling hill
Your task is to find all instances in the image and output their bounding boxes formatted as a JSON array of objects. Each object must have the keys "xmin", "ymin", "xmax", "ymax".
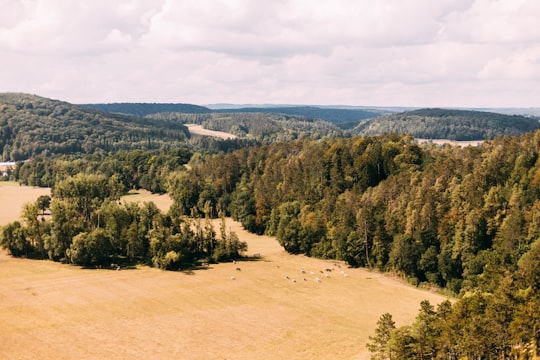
[
  {"xmin": 0, "ymin": 93, "xmax": 190, "ymax": 161},
  {"xmin": 80, "ymin": 103, "xmax": 386, "ymax": 129},
  {"xmin": 82, "ymin": 102, "xmax": 212, "ymax": 116},
  {"xmin": 353, "ymin": 108, "xmax": 540, "ymax": 141}
]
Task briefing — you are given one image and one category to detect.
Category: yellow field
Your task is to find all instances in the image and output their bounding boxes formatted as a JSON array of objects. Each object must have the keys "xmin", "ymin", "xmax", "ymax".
[
  {"xmin": 0, "ymin": 185, "xmax": 448, "ymax": 359},
  {"xmin": 0, "ymin": 182, "xmax": 51, "ymax": 224}
]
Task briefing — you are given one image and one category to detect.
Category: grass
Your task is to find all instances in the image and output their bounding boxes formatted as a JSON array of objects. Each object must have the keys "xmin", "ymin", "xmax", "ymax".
[{"xmin": 0, "ymin": 185, "xmax": 448, "ymax": 359}]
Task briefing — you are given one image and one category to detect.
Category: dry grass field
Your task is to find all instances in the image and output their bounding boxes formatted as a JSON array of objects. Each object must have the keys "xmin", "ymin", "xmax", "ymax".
[
  {"xmin": 186, "ymin": 124, "xmax": 237, "ymax": 139},
  {"xmin": 0, "ymin": 182, "xmax": 51, "ymax": 224},
  {"xmin": 0, "ymin": 185, "xmax": 448, "ymax": 359}
]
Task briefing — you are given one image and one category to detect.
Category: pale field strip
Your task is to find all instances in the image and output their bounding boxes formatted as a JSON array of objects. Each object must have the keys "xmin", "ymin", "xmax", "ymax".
[
  {"xmin": 0, "ymin": 184, "xmax": 448, "ymax": 360},
  {"xmin": 186, "ymin": 124, "xmax": 237, "ymax": 139},
  {"xmin": 416, "ymin": 138, "xmax": 484, "ymax": 147}
]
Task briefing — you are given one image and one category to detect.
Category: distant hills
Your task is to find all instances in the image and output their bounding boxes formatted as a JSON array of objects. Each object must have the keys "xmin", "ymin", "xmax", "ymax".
[
  {"xmin": 2, "ymin": 93, "xmax": 540, "ymax": 161},
  {"xmin": 81, "ymin": 103, "xmax": 386, "ymax": 129},
  {"xmin": 82, "ymin": 102, "xmax": 212, "ymax": 116},
  {"xmin": 353, "ymin": 108, "xmax": 540, "ymax": 141}
]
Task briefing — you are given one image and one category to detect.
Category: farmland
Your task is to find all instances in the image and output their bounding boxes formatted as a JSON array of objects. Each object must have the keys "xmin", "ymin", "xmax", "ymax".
[{"xmin": 0, "ymin": 185, "xmax": 447, "ymax": 359}]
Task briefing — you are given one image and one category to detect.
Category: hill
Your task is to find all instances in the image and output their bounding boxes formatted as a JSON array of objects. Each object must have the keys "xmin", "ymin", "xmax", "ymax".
[
  {"xmin": 353, "ymin": 108, "xmax": 540, "ymax": 140},
  {"xmin": 147, "ymin": 111, "xmax": 343, "ymax": 143},
  {"xmin": 214, "ymin": 106, "xmax": 385, "ymax": 129},
  {"xmin": 0, "ymin": 93, "xmax": 191, "ymax": 161},
  {"xmin": 82, "ymin": 102, "xmax": 212, "ymax": 116},
  {"xmin": 80, "ymin": 103, "xmax": 386, "ymax": 129}
]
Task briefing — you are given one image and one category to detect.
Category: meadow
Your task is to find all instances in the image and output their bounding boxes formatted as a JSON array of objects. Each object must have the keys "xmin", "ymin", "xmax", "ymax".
[{"xmin": 0, "ymin": 184, "xmax": 447, "ymax": 359}]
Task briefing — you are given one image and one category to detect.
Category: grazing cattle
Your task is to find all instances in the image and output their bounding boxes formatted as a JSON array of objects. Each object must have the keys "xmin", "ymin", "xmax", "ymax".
[
  {"xmin": 300, "ymin": 269, "xmax": 306, "ymax": 274},
  {"xmin": 286, "ymin": 275, "xmax": 290, "ymax": 279},
  {"xmin": 343, "ymin": 273, "xmax": 349, "ymax": 277},
  {"xmin": 230, "ymin": 276, "xmax": 236, "ymax": 280},
  {"xmin": 291, "ymin": 279, "xmax": 297, "ymax": 283},
  {"xmin": 315, "ymin": 277, "xmax": 322, "ymax": 283},
  {"xmin": 303, "ymin": 278, "xmax": 307, "ymax": 281},
  {"xmin": 324, "ymin": 273, "xmax": 330, "ymax": 278},
  {"xmin": 235, "ymin": 267, "xmax": 242, "ymax": 271},
  {"xmin": 310, "ymin": 271, "xmax": 315, "ymax": 275}
]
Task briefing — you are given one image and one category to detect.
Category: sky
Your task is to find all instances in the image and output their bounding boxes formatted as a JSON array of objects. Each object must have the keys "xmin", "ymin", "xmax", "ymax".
[{"xmin": 1, "ymin": 0, "xmax": 540, "ymax": 107}]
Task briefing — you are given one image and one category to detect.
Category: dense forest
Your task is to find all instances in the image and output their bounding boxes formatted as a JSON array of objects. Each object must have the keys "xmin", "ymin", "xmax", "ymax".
[
  {"xmin": 354, "ymin": 108, "xmax": 540, "ymax": 141},
  {"xmin": 147, "ymin": 111, "xmax": 344, "ymax": 143},
  {"xmin": 213, "ymin": 106, "xmax": 384, "ymax": 129},
  {"xmin": 0, "ymin": 93, "xmax": 190, "ymax": 160},
  {"xmin": 2, "ymin": 93, "xmax": 540, "ymax": 357}
]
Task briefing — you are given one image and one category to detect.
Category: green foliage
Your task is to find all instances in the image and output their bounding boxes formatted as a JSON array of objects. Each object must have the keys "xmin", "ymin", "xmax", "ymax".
[
  {"xmin": 367, "ymin": 313, "xmax": 395, "ymax": 360},
  {"xmin": 0, "ymin": 93, "xmax": 189, "ymax": 161},
  {"xmin": 147, "ymin": 111, "xmax": 343, "ymax": 144},
  {"xmin": 354, "ymin": 108, "xmax": 540, "ymax": 140},
  {"xmin": 1, "ymin": 173, "xmax": 248, "ymax": 269},
  {"xmin": 0, "ymin": 221, "xmax": 31, "ymax": 257}
]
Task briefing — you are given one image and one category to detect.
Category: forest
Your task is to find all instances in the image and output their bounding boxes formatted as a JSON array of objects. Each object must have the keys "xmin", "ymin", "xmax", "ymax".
[
  {"xmin": 3, "ymin": 93, "xmax": 538, "ymax": 164},
  {"xmin": 1, "ymin": 93, "xmax": 540, "ymax": 357},
  {"xmin": 354, "ymin": 108, "xmax": 540, "ymax": 141}
]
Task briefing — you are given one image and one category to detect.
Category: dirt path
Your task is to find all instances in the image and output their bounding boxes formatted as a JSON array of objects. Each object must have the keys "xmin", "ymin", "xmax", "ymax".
[{"xmin": 0, "ymin": 187, "xmax": 448, "ymax": 359}]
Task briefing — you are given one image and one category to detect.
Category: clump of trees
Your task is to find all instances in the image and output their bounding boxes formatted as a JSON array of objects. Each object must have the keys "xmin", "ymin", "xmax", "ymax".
[
  {"xmin": 0, "ymin": 173, "xmax": 246, "ymax": 269},
  {"xmin": 368, "ymin": 285, "xmax": 540, "ymax": 359}
]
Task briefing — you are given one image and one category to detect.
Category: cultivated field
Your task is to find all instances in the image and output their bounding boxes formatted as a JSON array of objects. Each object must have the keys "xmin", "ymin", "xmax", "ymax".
[
  {"xmin": 0, "ymin": 185, "xmax": 448, "ymax": 359},
  {"xmin": 0, "ymin": 181, "xmax": 51, "ymax": 224},
  {"xmin": 186, "ymin": 124, "xmax": 237, "ymax": 139}
]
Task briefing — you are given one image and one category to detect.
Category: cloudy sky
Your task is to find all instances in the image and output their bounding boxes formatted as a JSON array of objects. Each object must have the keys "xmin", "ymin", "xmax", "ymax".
[{"xmin": 1, "ymin": 0, "xmax": 539, "ymax": 107}]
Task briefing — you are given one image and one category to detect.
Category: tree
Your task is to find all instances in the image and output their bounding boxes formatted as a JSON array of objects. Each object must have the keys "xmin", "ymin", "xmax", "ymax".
[
  {"xmin": 37, "ymin": 195, "xmax": 51, "ymax": 215},
  {"xmin": 0, "ymin": 221, "xmax": 32, "ymax": 257},
  {"xmin": 67, "ymin": 229, "xmax": 113, "ymax": 266},
  {"xmin": 367, "ymin": 313, "xmax": 396, "ymax": 360}
]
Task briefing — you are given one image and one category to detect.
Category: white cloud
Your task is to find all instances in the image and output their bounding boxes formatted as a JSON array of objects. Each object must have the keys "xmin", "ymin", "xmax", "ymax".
[{"xmin": 1, "ymin": 0, "xmax": 540, "ymax": 106}]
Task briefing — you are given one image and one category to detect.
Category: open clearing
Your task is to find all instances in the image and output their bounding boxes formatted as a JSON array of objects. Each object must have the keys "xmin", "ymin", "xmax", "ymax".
[
  {"xmin": 0, "ymin": 185, "xmax": 448, "ymax": 359},
  {"xmin": 0, "ymin": 182, "xmax": 51, "ymax": 224},
  {"xmin": 186, "ymin": 124, "xmax": 237, "ymax": 139}
]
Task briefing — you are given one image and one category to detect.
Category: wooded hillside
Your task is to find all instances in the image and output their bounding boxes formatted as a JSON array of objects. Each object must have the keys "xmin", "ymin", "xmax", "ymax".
[
  {"xmin": 0, "ymin": 93, "xmax": 189, "ymax": 161},
  {"xmin": 354, "ymin": 108, "xmax": 540, "ymax": 140}
]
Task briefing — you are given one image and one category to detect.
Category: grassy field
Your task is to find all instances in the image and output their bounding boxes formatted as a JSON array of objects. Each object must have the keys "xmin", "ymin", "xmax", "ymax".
[
  {"xmin": 0, "ymin": 181, "xmax": 51, "ymax": 224},
  {"xmin": 0, "ymin": 185, "xmax": 448, "ymax": 359}
]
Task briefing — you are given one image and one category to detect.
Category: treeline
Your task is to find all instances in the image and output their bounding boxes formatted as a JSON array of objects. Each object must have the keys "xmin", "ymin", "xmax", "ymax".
[
  {"xmin": 0, "ymin": 173, "xmax": 246, "ymax": 269},
  {"xmin": 81, "ymin": 102, "xmax": 212, "ymax": 116},
  {"xmin": 368, "ymin": 285, "xmax": 540, "ymax": 359},
  {"xmin": 13, "ymin": 148, "xmax": 193, "ymax": 193},
  {"xmin": 354, "ymin": 108, "xmax": 540, "ymax": 141},
  {"xmin": 174, "ymin": 132, "xmax": 540, "ymax": 291},
  {"xmin": 147, "ymin": 111, "xmax": 343, "ymax": 143},
  {"xmin": 214, "ymin": 106, "xmax": 383, "ymax": 129}
]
